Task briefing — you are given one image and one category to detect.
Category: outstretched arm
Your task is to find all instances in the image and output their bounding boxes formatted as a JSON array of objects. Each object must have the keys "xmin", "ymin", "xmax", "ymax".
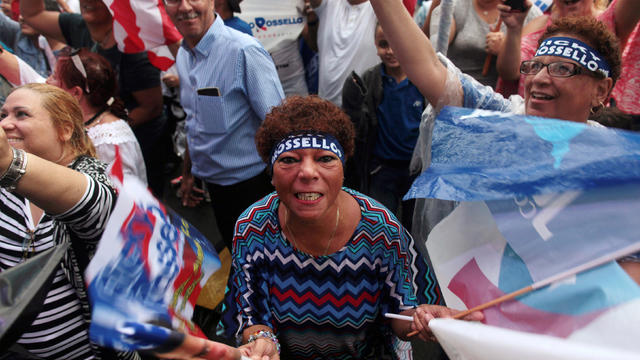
[
  {"xmin": 20, "ymin": 0, "xmax": 66, "ymax": 42},
  {"xmin": 0, "ymin": 46, "xmax": 46, "ymax": 85},
  {"xmin": 369, "ymin": 0, "xmax": 449, "ymax": 105},
  {"xmin": 0, "ymin": 45, "xmax": 19, "ymax": 85},
  {"xmin": 0, "ymin": 127, "xmax": 88, "ymax": 215}
]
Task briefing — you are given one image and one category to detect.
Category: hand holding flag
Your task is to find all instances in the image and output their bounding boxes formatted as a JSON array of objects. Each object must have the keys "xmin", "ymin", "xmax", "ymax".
[{"xmin": 406, "ymin": 107, "xmax": 640, "ymax": 358}]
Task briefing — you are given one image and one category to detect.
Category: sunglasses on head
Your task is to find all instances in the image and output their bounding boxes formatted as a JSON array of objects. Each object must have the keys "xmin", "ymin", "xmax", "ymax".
[{"xmin": 59, "ymin": 47, "xmax": 90, "ymax": 93}]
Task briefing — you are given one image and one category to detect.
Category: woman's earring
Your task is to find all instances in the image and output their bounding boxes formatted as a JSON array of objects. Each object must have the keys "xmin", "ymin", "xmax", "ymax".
[{"xmin": 590, "ymin": 100, "xmax": 605, "ymax": 116}]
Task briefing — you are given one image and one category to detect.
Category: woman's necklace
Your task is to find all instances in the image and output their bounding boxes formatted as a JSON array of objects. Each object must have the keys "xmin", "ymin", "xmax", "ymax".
[
  {"xmin": 284, "ymin": 205, "xmax": 340, "ymax": 256},
  {"xmin": 85, "ymin": 107, "xmax": 109, "ymax": 128},
  {"xmin": 476, "ymin": 0, "xmax": 497, "ymax": 23}
]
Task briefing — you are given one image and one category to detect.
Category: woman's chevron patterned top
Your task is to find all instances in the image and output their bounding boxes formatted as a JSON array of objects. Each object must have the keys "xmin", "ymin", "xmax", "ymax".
[{"xmin": 218, "ymin": 188, "xmax": 442, "ymax": 359}]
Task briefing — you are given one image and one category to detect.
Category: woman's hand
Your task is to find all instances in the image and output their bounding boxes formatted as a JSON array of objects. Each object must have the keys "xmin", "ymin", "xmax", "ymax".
[
  {"xmin": 410, "ymin": 304, "xmax": 484, "ymax": 342},
  {"xmin": 162, "ymin": 74, "xmax": 180, "ymax": 88},
  {"xmin": 498, "ymin": 0, "xmax": 531, "ymax": 30},
  {"xmin": 486, "ymin": 31, "xmax": 505, "ymax": 55},
  {"xmin": 179, "ymin": 174, "xmax": 204, "ymax": 207},
  {"xmin": 239, "ymin": 338, "xmax": 280, "ymax": 360},
  {"xmin": 0, "ymin": 126, "xmax": 13, "ymax": 176},
  {"xmin": 154, "ymin": 336, "xmax": 243, "ymax": 360}
]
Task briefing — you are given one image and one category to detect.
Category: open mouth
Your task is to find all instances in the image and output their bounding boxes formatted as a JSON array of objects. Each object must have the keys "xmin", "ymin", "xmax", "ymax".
[
  {"xmin": 177, "ymin": 12, "xmax": 199, "ymax": 21},
  {"xmin": 563, "ymin": 0, "xmax": 580, "ymax": 5},
  {"xmin": 295, "ymin": 192, "xmax": 322, "ymax": 201},
  {"xmin": 531, "ymin": 92, "xmax": 554, "ymax": 100}
]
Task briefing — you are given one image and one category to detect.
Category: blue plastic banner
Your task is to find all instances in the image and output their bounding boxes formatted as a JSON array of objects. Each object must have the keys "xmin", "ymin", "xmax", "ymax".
[
  {"xmin": 405, "ymin": 106, "xmax": 640, "ymax": 201},
  {"xmin": 415, "ymin": 107, "xmax": 640, "ymax": 354}
]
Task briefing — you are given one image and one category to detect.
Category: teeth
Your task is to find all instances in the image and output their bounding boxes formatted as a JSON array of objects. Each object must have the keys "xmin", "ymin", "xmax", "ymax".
[
  {"xmin": 178, "ymin": 12, "xmax": 198, "ymax": 21},
  {"xmin": 296, "ymin": 193, "xmax": 321, "ymax": 201},
  {"xmin": 532, "ymin": 93, "xmax": 553, "ymax": 100}
]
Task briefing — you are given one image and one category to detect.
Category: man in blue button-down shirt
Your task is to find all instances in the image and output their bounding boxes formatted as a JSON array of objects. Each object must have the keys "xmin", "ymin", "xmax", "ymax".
[{"xmin": 166, "ymin": 0, "xmax": 284, "ymax": 250}]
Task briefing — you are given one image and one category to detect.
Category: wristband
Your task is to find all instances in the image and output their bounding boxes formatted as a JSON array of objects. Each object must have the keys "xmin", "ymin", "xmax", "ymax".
[
  {"xmin": 247, "ymin": 330, "xmax": 281, "ymax": 355},
  {"xmin": 0, "ymin": 148, "xmax": 27, "ymax": 192}
]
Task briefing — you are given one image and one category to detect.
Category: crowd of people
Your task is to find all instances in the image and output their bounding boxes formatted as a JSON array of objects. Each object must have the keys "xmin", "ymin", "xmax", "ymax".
[{"xmin": 1, "ymin": 0, "xmax": 639, "ymax": 359}]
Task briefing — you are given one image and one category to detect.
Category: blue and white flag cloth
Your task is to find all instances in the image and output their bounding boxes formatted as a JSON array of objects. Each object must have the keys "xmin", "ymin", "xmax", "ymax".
[
  {"xmin": 406, "ymin": 106, "xmax": 640, "ymax": 202},
  {"xmin": 85, "ymin": 149, "xmax": 221, "ymax": 352},
  {"xmin": 407, "ymin": 107, "xmax": 640, "ymax": 357}
]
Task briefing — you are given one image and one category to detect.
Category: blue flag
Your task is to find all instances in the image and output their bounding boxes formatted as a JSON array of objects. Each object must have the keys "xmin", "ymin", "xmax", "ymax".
[
  {"xmin": 405, "ymin": 106, "xmax": 640, "ymax": 201},
  {"xmin": 410, "ymin": 107, "xmax": 640, "ymax": 353}
]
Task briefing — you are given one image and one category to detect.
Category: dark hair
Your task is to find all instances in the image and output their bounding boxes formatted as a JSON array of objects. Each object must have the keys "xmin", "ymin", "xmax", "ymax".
[
  {"xmin": 592, "ymin": 106, "xmax": 639, "ymax": 131},
  {"xmin": 539, "ymin": 16, "xmax": 621, "ymax": 87},
  {"xmin": 255, "ymin": 95, "xmax": 355, "ymax": 164},
  {"xmin": 56, "ymin": 48, "xmax": 128, "ymax": 119}
]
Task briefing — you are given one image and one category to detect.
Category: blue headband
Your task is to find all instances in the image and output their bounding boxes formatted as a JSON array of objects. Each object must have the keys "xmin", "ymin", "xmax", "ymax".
[
  {"xmin": 270, "ymin": 132, "xmax": 345, "ymax": 167},
  {"xmin": 535, "ymin": 36, "xmax": 610, "ymax": 77}
]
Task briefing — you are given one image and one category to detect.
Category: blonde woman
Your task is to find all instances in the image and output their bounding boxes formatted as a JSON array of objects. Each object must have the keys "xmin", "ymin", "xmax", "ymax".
[{"xmin": 0, "ymin": 83, "xmax": 137, "ymax": 359}]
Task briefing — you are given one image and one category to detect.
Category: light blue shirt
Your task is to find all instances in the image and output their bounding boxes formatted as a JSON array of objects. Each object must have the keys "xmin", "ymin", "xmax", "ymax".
[{"xmin": 176, "ymin": 15, "xmax": 284, "ymax": 185}]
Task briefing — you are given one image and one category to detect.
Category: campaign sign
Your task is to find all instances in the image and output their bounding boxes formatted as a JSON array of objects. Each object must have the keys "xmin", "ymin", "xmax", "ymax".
[
  {"xmin": 85, "ymin": 178, "xmax": 220, "ymax": 351},
  {"xmin": 238, "ymin": 0, "xmax": 305, "ymax": 51}
]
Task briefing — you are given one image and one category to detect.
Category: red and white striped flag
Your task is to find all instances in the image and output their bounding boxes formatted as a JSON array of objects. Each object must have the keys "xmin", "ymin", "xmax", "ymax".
[{"xmin": 102, "ymin": 0, "xmax": 182, "ymax": 71}]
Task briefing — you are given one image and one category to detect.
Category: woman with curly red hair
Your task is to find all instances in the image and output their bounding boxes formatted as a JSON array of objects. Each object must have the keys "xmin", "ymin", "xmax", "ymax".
[{"xmin": 217, "ymin": 95, "xmax": 454, "ymax": 359}]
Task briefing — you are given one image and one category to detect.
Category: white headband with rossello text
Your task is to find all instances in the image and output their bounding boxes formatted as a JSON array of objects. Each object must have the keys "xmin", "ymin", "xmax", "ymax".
[
  {"xmin": 535, "ymin": 36, "xmax": 611, "ymax": 77},
  {"xmin": 270, "ymin": 132, "xmax": 345, "ymax": 167}
]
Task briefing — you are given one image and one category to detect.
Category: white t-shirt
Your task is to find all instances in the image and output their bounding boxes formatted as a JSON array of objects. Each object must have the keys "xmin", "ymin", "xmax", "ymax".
[{"xmin": 315, "ymin": 0, "xmax": 378, "ymax": 106}]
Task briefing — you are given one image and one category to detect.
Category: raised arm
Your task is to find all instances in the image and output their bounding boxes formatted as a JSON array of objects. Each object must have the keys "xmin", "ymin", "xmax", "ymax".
[
  {"xmin": 0, "ymin": 46, "xmax": 46, "ymax": 85},
  {"xmin": 369, "ymin": 0, "xmax": 449, "ymax": 105},
  {"xmin": 614, "ymin": 0, "xmax": 640, "ymax": 45},
  {"xmin": 0, "ymin": 45, "xmax": 19, "ymax": 85},
  {"xmin": 20, "ymin": 0, "xmax": 66, "ymax": 42},
  {"xmin": 421, "ymin": 0, "xmax": 440, "ymax": 37},
  {"xmin": 495, "ymin": 1, "xmax": 533, "ymax": 81},
  {"xmin": 428, "ymin": 1, "xmax": 456, "ymax": 46}
]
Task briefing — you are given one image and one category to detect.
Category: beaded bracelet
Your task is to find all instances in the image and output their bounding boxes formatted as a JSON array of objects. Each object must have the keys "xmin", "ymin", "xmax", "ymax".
[{"xmin": 247, "ymin": 330, "xmax": 281, "ymax": 355}]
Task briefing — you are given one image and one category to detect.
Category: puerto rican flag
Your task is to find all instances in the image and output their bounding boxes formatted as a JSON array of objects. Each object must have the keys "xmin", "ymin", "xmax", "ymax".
[
  {"xmin": 406, "ymin": 107, "xmax": 640, "ymax": 359},
  {"xmin": 102, "ymin": 0, "xmax": 182, "ymax": 71},
  {"xmin": 86, "ymin": 147, "xmax": 221, "ymax": 352}
]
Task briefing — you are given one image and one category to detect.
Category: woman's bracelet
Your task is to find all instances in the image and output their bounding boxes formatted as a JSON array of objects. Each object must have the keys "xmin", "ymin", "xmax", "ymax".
[
  {"xmin": 247, "ymin": 330, "xmax": 281, "ymax": 355},
  {"xmin": 0, "ymin": 148, "xmax": 27, "ymax": 192}
]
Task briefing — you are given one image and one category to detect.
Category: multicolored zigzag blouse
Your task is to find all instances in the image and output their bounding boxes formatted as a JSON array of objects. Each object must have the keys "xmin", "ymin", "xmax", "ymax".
[{"xmin": 218, "ymin": 188, "xmax": 442, "ymax": 359}]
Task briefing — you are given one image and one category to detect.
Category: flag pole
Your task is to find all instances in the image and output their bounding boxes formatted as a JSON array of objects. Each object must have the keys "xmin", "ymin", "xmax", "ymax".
[
  {"xmin": 451, "ymin": 241, "xmax": 640, "ymax": 320},
  {"xmin": 406, "ymin": 241, "xmax": 640, "ymax": 337},
  {"xmin": 481, "ymin": 19, "xmax": 503, "ymax": 76}
]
